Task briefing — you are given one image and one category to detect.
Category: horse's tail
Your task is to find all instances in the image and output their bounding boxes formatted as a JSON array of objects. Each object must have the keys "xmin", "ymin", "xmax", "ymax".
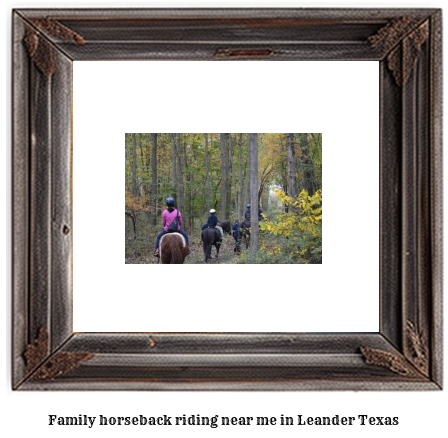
[
  {"xmin": 170, "ymin": 235, "xmax": 184, "ymax": 264},
  {"xmin": 203, "ymin": 241, "xmax": 211, "ymax": 262},
  {"xmin": 202, "ymin": 230, "xmax": 213, "ymax": 262}
]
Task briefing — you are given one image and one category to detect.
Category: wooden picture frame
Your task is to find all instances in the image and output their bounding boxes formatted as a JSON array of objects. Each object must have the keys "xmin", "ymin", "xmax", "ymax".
[{"xmin": 12, "ymin": 8, "xmax": 442, "ymax": 390}]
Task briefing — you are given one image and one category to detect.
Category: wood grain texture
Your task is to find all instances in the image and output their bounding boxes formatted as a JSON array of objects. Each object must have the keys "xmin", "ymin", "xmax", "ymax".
[
  {"xmin": 379, "ymin": 59, "xmax": 402, "ymax": 350},
  {"xmin": 50, "ymin": 49, "xmax": 73, "ymax": 351},
  {"xmin": 12, "ymin": 13, "xmax": 30, "ymax": 388},
  {"xmin": 29, "ymin": 57, "xmax": 52, "ymax": 346},
  {"xmin": 429, "ymin": 9, "xmax": 443, "ymax": 388},
  {"xmin": 12, "ymin": 7, "xmax": 443, "ymax": 391}
]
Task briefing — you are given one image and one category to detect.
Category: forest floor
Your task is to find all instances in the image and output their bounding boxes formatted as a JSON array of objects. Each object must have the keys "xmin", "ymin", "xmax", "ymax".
[
  {"xmin": 185, "ymin": 237, "xmax": 237, "ymax": 264},
  {"xmin": 125, "ymin": 236, "xmax": 241, "ymax": 264}
]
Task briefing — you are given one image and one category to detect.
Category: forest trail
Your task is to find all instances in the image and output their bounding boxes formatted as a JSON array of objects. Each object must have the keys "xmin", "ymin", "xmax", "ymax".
[
  {"xmin": 184, "ymin": 238, "xmax": 237, "ymax": 264},
  {"xmin": 190, "ymin": 253, "xmax": 235, "ymax": 264},
  {"xmin": 125, "ymin": 237, "xmax": 239, "ymax": 264}
]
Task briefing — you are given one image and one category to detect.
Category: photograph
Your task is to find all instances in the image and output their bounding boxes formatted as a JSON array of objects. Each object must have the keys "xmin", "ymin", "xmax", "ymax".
[{"xmin": 125, "ymin": 133, "xmax": 322, "ymax": 264}]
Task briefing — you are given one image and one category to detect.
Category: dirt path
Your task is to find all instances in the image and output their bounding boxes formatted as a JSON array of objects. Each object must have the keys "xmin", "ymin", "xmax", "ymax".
[
  {"xmin": 192, "ymin": 253, "xmax": 236, "ymax": 264},
  {"xmin": 126, "ymin": 238, "xmax": 239, "ymax": 264},
  {"xmin": 185, "ymin": 239, "xmax": 238, "ymax": 264}
]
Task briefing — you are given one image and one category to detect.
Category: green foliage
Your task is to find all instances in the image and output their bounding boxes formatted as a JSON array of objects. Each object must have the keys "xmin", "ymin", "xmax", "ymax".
[
  {"xmin": 258, "ymin": 189, "xmax": 322, "ymax": 264},
  {"xmin": 233, "ymin": 248, "xmax": 304, "ymax": 264}
]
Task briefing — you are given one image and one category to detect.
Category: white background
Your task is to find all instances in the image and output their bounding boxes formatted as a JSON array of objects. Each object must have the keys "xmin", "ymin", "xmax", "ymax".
[
  {"xmin": 3, "ymin": 1, "xmax": 447, "ymax": 438},
  {"xmin": 73, "ymin": 60, "xmax": 379, "ymax": 333}
]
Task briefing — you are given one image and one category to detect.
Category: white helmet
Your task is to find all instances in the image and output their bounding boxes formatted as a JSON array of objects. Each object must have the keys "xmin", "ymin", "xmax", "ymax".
[{"xmin": 210, "ymin": 209, "xmax": 216, "ymax": 214}]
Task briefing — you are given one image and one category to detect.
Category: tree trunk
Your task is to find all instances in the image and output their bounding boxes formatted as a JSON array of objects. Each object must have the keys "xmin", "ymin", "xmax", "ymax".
[
  {"xmin": 125, "ymin": 134, "xmax": 131, "ymax": 191},
  {"xmin": 132, "ymin": 133, "xmax": 138, "ymax": 198},
  {"xmin": 125, "ymin": 212, "xmax": 137, "ymax": 239},
  {"xmin": 298, "ymin": 133, "xmax": 316, "ymax": 195},
  {"xmin": 176, "ymin": 133, "xmax": 183, "ymax": 213},
  {"xmin": 279, "ymin": 135, "xmax": 288, "ymax": 212},
  {"xmin": 226, "ymin": 134, "xmax": 232, "ymax": 220},
  {"xmin": 266, "ymin": 186, "xmax": 269, "ymax": 216},
  {"xmin": 220, "ymin": 133, "xmax": 227, "ymax": 220},
  {"xmin": 151, "ymin": 133, "xmax": 158, "ymax": 225},
  {"xmin": 139, "ymin": 135, "xmax": 150, "ymax": 198},
  {"xmin": 171, "ymin": 133, "xmax": 177, "ymax": 198},
  {"xmin": 237, "ymin": 133, "xmax": 243, "ymax": 222},
  {"xmin": 286, "ymin": 133, "xmax": 298, "ymax": 213},
  {"xmin": 229, "ymin": 134, "xmax": 238, "ymax": 221},
  {"xmin": 311, "ymin": 133, "xmax": 322, "ymax": 191},
  {"xmin": 205, "ymin": 133, "xmax": 210, "ymax": 215},
  {"xmin": 248, "ymin": 133, "xmax": 259, "ymax": 253},
  {"xmin": 244, "ymin": 137, "xmax": 251, "ymax": 217},
  {"xmin": 182, "ymin": 136, "xmax": 191, "ymax": 229}
]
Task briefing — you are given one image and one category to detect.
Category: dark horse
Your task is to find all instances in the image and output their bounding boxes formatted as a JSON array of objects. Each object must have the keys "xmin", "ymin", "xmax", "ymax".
[
  {"xmin": 240, "ymin": 220, "xmax": 251, "ymax": 249},
  {"xmin": 201, "ymin": 227, "xmax": 222, "ymax": 263},
  {"xmin": 218, "ymin": 220, "xmax": 231, "ymax": 235},
  {"xmin": 159, "ymin": 233, "xmax": 189, "ymax": 264}
]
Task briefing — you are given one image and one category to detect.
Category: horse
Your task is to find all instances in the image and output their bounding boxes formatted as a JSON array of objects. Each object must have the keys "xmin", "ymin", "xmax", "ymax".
[
  {"xmin": 240, "ymin": 219, "xmax": 251, "ymax": 249},
  {"xmin": 158, "ymin": 232, "xmax": 189, "ymax": 264},
  {"xmin": 201, "ymin": 227, "xmax": 222, "ymax": 263},
  {"xmin": 218, "ymin": 220, "xmax": 231, "ymax": 235}
]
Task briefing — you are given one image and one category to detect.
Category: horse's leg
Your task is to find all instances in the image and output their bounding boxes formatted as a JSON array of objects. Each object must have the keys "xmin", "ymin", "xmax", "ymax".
[
  {"xmin": 214, "ymin": 243, "xmax": 219, "ymax": 258},
  {"xmin": 206, "ymin": 244, "xmax": 212, "ymax": 262},
  {"xmin": 214, "ymin": 241, "xmax": 219, "ymax": 258},
  {"xmin": 209, "ymin": 244, "xmax": 213, "ymax": 261},
  {"xmin": 202, "ymin": 234, "xmax": 210, "ymax": 262}
]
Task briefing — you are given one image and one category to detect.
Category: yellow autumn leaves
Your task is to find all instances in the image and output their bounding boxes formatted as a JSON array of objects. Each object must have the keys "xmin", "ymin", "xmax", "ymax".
[{"xmin": 259, "ymin": 189, "xmax": 322, "ymax": 261}]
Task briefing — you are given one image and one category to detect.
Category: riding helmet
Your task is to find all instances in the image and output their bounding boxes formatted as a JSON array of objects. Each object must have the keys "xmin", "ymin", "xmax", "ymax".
[
  {"xmin": 210, "ymin": 209, "xmax": 216, "ymax": 214},
  {"xmin": 166, "ymin": 197, "xmax": 175, "ymax": 206},
  {"xmin": 246, "ymin": 204, "xmax": 251, "ymax": 208}
]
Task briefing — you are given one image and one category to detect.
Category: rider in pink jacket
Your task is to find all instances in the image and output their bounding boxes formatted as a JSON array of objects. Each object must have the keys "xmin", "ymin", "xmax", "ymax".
[
  {"xmin": 162, "ymin": 208, "xmax": 182, "ymax": 231},
  {"xmin": 154, "ymin": 197, "xmax": 189, "ymax": 257}
]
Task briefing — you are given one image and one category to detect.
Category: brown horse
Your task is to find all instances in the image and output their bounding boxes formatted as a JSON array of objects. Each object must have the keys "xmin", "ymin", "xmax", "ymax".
[{"xmin": 159, "ymin": 233, "xmax": 189, "ymax": 264}]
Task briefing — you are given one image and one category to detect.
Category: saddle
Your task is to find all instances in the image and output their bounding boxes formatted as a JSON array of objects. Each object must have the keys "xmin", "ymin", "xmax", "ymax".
[
  {"xmin": 215, "ymin": 226, "xmax": 224, "ymax": 241},
  {"xmin": 161, "ymin": 232, "xmax": 186, "ymax": 248}
]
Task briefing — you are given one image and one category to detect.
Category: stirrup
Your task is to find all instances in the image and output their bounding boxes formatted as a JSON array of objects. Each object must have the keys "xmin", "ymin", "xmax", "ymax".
[{"xmin": 154, "ymin": 249, "xmax": 159, "ymax": 257}]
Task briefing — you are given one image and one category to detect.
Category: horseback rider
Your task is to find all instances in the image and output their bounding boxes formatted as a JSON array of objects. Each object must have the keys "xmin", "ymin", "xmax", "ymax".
[
  {"xmin": 244, "ymin": 203, "xmax": 263, "ymax": 222},
  {"xmin": 204, "ymin": 209, "xmax": 223, "ymax": 241},
  {"xmin": 244, "ymin": 204, "xmax": 251, "ymax": 220},
  {"xmin": 202, "ymin": 209, "xmax": 217, "ymax": 231},
  {"xmin": 208, "ymin": 209, "xmax": 219, "ymax": 228},
  {"xmin": 154, "ymin": 197, "xmax": 189, "ymax": 257}
]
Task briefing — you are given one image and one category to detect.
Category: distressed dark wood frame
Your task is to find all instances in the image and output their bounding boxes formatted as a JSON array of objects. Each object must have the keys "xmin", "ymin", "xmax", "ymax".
[{"xmin": 12, "ymin": 8, "xmax": 443, "ymax": 390}]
